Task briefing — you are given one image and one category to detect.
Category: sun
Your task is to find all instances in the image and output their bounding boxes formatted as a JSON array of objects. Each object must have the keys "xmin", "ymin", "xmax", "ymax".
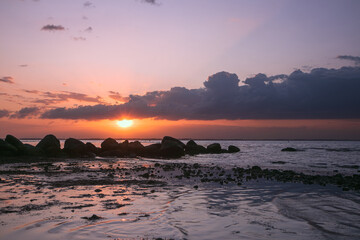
[{"xmin": 116, "ymin": 119, "xmax": 134, "ymax": 128}]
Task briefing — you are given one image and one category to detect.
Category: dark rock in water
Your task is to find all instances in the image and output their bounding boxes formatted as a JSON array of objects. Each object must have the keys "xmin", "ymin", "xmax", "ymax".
[
  {"xmin": 101, "ymin": 138, "xmax": 119, "ymax": 151},
  {"xmin": 85, "ymin": 142, "xmax": 98, "ymax": 154},
  {"xmin": 22, "ymin": 144, "xmax": 43, "ymax": 156},
  {"xmin": 5, "ymin": 135, "xmax": 23, "ymax": 151},
  {"xmin": 0, "ymin": 139, "xmax": 19, "ymax": 156},
  {"xmin": 207, "ymin": 143, "xmax": 222, "ymax": 153},
  {"xmin": 82, "ymin": 214, "xmax": 103, "ymax": 221},
  {"xmin": 99, "ymin": 150, "xmax": 126, "ymax": 157},
  {"xmin": 160, "ymin": 136, "xmax": 185, "ymax": 158},
  {"xmin": 161, "ymin": 136, "xmax": 185, "ymax": 148},
  {"xmin": 185, "ymin": 140, "xmax": 207, "ymax": 155},
  {"xmin": 228, "ymin": 145, "xmax": 240, "ymax": 153},
  {"xmin": 143, "ymin": 143, "xmax": 162, "ymax": 157},
  {"xmin": 281, "ymin": 147, "xmax": 297, "ymax": 152},
  {"xmin": 36, "ymin": 134, "xmax": 61, "ymax": 157},
  {"xmin": 64, "ymin": 138, "xmax": 86, "ymax": 157},
  {"xmin": 128, "ymin": 141, "xmax": 145, "ymax": 154}
]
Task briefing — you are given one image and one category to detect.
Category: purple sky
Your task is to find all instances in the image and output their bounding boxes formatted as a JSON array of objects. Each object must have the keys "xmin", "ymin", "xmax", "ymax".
[{"xmin": 0, "ymin": 0, "xmax": 360, "ymax": 139}]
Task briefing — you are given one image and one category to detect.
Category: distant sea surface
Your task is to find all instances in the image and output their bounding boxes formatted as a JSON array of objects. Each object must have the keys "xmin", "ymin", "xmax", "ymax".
[{"xmin": 22, "ymin": 139, "xmax": 360, "ymax": 175}]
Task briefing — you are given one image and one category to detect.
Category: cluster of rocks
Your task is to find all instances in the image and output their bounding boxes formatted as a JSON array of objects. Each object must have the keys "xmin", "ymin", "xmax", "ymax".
[{"xmin": 0, "ymin": 134, "xmax": 240, "ymax": 159}]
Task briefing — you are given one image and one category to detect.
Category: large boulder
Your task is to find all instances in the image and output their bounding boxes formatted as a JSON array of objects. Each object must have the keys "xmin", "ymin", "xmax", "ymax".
[
  {"xmin": 101, "ymin": 138, "xmax": 119, "ymax": 151},
  {"xmin": 143, "ymin": 143, "xmax": 162, "ymax": 158},
  {"xmin": 22, "ymin": 144, "xmax": 43, "ymax": 156},
  {"xmin": 0, "ymin": 139, "xmax": 18, "ymax": 156},
  {"xmin": 64, "ymin": 138, "xmax": 86, "ymax": 157},
  {"xmin": 206, "ymin": 143, "xmax": 222, "ymax": 154},
  {"xmin": 127, "ymin": 141, "xmax": 145, "ymax": 155},
  {"xmin": 160, "ymin": 136, "xmax": 185, "ymax": 158},
  {"xmin": 5, "ymin": 135, "xmax": 24, "ymax": 151},
  {"xmin": 36, "ymin": 134, "xmax": 61, "ymax": 157},
  {"xmin": 228, "ymin": 145, "xmax": 240, "ymax": 153},
  {"xmin": 85, "ymin": 142, "xmax": 99, "ymax": 154},
  {"xmin": 185, "ymin": 140, "xmax": 206, "ymax": 155},
  {"xmin": 99, "ymin": 150, "xmax": 126, "ymax": 157}
]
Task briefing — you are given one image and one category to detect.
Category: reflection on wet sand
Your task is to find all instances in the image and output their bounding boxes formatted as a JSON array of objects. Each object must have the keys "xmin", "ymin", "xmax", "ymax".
[{"xmin": 0, "ymin": 158, "xmax": 360, "ymax": 239}]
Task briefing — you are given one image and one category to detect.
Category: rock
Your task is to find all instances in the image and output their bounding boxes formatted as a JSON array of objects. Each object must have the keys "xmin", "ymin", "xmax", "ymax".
[
  {"xmin": 64, "ymin": 138, "xmax": 86, "ymax": 157},
  {"xmin": 143, "ymin": 143, "xmax": 162, "ymax": 157},
  {"xmin": 5, "ymin": 135, "xmax": 23, "ymax": 151},
  {"xmin": 185, "ymin": 140, "xmax": 206, "ymax": 155},
  {"xmin": 207, "ymin": 143, "xmax": 222, "ymax": 153},
  {"xmin": 0, "ymin": 139, "xmax": 18, "ymax": 156},
  {"xmin": 82, "ymin": 214, "xmax": 103, "ymax": 221},
  {"xmin": 228, "ymin": 145, "xmax": 240, "ymax": 153},
  {"xmin": 22, "ymin": 144, "xmax": 43, "ymax": 156},
  {"xmin": 85, "ymin": 142, "xmax": 99, "ymax": 154},
  {"xmin": 101, "ymin": 138, "xmax": 119, "ymax": 151},
  {"xmin": 36, "ymin": 134, "xmax": 61, "ymax": 157},
  {"xmin": 281, "ymin": 147, "xmax": 297, "ymax": 152},
  {"xmin": 127, "ymin": 141, "xmax": 145, "ymax": 154},
  {"xmin": 99, "ymin": 150, "xmax": 126, "ymax": 157},
  {"xmin": 161, "ymin": 136, "xmax": 185, "ymax": 148},
  {"xmin": 160, "ymin": 136, "xmax": 185, "ymax": 158}
]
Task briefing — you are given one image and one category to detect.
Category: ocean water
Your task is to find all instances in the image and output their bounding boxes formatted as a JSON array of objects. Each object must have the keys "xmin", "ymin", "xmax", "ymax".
[
  {"xmin": 0, "ymin": 140, "xmax": 359, "ymax": 239},
  {"xmin": 22, "ymin": 139, "xmax": 360, "ymax": 175}
]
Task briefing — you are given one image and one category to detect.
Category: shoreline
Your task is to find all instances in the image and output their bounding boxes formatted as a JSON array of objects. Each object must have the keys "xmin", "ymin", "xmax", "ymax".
[{"xmin": 0, "ymin": 158, "xmax": 359, "ymax": 191}]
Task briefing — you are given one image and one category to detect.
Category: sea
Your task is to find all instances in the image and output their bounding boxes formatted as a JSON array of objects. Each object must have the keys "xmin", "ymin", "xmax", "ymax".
[{"xmin": 0, "ymin": 140, "xmax": 359, "ymax": 240}]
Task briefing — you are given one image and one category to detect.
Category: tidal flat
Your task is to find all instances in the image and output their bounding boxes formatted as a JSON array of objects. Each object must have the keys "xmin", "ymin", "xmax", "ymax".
[{"xmin": 0, "ymin": 157, "xmax": 360, "ymax": 240}]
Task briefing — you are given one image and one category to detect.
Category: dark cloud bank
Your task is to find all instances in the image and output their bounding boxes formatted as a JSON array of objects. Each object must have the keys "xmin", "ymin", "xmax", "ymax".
[
  {"xmin": 41, "ymin": 66, "xmax": 360, "ymax": 121},
  {"xmin": 10, "ymin": 107, "xmax": 40, "ymax": 119}
]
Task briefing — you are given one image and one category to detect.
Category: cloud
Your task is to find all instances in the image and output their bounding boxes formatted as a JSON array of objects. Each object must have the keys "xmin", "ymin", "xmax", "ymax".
[
  {"xmin": 142, "ymin": 0, "xmax": 159, "ymax": 5},
  {"xmin": 83, "ymin": 1, "xmax": 94, "ymax": 8},
  {"xmin": 0, "ymin": 109, "xmax": 10, "ymax": 118},
  {"xmin": 41, "ymin": 24, "xmax": 65, "ymax": 31},
  {"xmin": 84, "ymin": 27, "xmax": 92, "ymax": 32},
  {"xmin": 108, "ymin": 91, "xmax": 130, "ymax": 102},
  {"xmin": 32, "ymin": 91, "xmax": 104, "ymax": 105},
  {"xmin": 0, "ymin": 76, "xmax": 14, "ymax": 84},
  {"xmin": 41, "ymin": 66, "xmax": 360, "ymax": 121},
  {"xmin": 23, "ymin": 89, "xmax": 40, "ymax": 94},
  {"xmin": 10, "ymin": 107, "xmax": 40, "ymax": 119},
  {"xmin": 337, "ymin": 55, "xmax": 360, "ymax": 65},
  {"xmin": 19, "ymin": 64, "xmax": 28, "ymax": 67},
  {"xmin": 73, "ymin": 37, "xmax": 86, "ymax": 41}
]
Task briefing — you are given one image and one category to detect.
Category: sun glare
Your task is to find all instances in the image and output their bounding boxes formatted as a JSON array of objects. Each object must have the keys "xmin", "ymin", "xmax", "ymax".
[{"xmin": 117, "ymin": 119, "xmax": 133, "ymax": 128}]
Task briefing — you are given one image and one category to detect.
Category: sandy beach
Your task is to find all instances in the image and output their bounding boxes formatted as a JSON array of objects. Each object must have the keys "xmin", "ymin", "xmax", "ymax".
[{"xmin": 0, "ymin": 154, "xmax": 359, "ymax": 240}]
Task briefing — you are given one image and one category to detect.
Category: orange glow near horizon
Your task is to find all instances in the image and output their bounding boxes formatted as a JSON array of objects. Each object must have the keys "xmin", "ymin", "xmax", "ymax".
[{"xmin": 1, "ymin": 118, "xmax": 360, "ymax": 140}]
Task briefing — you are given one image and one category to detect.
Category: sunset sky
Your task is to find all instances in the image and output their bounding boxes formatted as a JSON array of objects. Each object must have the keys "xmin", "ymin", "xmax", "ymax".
[{"xmin": 1, "ymin": 0, "xmax": 360, "ymax": 139}]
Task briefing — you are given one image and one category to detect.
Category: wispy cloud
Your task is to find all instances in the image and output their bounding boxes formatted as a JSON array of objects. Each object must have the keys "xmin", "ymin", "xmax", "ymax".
[
  {"xmin": 84, "ymin": 27, "xmax": 93, "ymax": 32},
  {"xmin": 10, "ymin": 107, "xmax": 40, "ymax": 119},
  {"xmin": 108, "ymin": 91, "xmax": 130, "ymax": 102},
  {"xmin": 18, "ymin": 64, "xmax": 28, "ymax": 67},
  {"xmin": 22, "ymin": 89, "xmax": 40, "ymax": 94},
  {"xmin": 0, "ymin": 76, "xmax": 14, "ymax": 84},
  {"xmin": 73, "ymin": 37, "xmax": 86, "ymax": 41},
  {"xmin": 83, "ymin": 1, "xmax": 94, "ymax": 8},
  {"xmin": 142, "ymin": 0, "xmax": 159, "ymax": 5},
  {"xmin": 30, "ymin": 91, "xmax": 104, "ymax": 105},
  {"xmin": 337, "ymin": 55, "xmax": 360, "ymax": 65},
  {"xmin": 41, "ymin": 65, "xmax": 360, "ymax": 120},
  {"xmin": 41, "ymin": 24, "xmax": 65, "ymax": 31}
]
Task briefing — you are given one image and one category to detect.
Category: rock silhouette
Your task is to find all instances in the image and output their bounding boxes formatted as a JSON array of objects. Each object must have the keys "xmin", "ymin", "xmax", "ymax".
[{"xmin": 1, "ymin": 135, "xmax": 242, "ymax": 159}]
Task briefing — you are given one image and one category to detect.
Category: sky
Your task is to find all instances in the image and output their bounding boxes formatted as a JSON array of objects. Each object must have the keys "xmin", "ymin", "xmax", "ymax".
[{"xmin": 1, "ymin": 0, "xmax": 360, "ymax": 139}]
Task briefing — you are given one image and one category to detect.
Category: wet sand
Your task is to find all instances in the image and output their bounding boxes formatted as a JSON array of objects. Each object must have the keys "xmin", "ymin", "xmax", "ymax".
[{"xmin": 0, "ymin": 157, "xmax": 360, "ymax": 239}]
